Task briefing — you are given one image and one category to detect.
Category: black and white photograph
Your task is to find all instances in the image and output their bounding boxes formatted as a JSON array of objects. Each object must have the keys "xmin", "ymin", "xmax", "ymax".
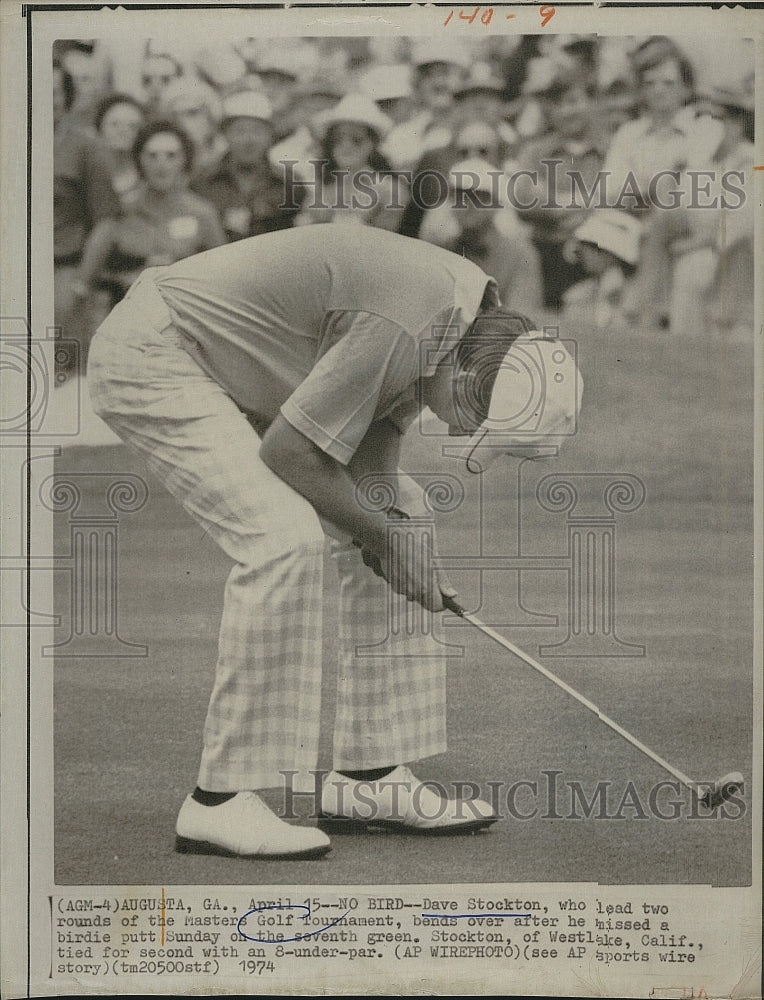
[{"xmin": 1, "ymin": 2, "xmax": 761, "ymax": 997}]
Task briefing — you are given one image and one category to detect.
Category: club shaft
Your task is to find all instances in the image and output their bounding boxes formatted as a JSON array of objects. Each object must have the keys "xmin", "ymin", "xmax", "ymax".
[{"xmin": 457, "ymin": 609, "xmax": 698, "ymax": 793}]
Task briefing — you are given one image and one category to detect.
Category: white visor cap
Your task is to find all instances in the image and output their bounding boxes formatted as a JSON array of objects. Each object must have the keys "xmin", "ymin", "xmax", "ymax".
[{"xmin": 460, "ymin": 332, "xmax": 583, "ymax": 474}]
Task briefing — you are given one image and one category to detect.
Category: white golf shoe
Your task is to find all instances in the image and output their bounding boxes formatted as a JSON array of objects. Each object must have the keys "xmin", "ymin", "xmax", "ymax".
[
  {"xmin": 319, "ymin": 766, "xmax": 498, "ymax": 835},
  {"xmin": 175, "ymin": 791, "xmax": 331, "ymax": 859}
]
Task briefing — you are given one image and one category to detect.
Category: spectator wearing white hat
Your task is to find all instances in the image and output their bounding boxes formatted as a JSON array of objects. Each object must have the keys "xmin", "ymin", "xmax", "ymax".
[
  {"xmin": 357, "ymin": 63, "xmax": 414, "ymax": 126},
  {"xmin": 194, "ymin": 91, "xmax": 302, "ymax": 242},
  {"xmin": 432, "ymin": 158, "xmax": 542, "ymax": 318},
  {"xmin": 296, "ymin": 94, "xmax": 406, "ymax": 232},
  {"xmin": 401, "ymin": 118, "xmax": 515, "ymax": 242},
  {"xmin": 268, "ymin": 72, "xmax": 347, "ymax": 184},
  {"xmin": 452, "ymin": 64, "xmax": 518, "ymax": 150},
  {"xmin": 254, "ymin": 49, "xmax": 301, "ymax": 136},
  {"xmin": 160, "ymin": 75, "xmax": 228, "ymax": 185},
  {"xmin": 564, "ymin": 210, "xmax": 642, "ymax": 329},
  {"xmin": 382, "ymin": 39, "xmax": 469, "ymax": 172}
]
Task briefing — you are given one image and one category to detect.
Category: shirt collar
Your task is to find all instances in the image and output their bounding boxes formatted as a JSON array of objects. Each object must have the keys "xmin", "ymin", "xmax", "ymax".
[{"xmin": 420, "ymin": 261, "xmax": 499, "ymax": 378}]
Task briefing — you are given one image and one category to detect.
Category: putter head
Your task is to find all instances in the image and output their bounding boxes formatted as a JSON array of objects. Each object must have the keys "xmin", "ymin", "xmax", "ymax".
[{"xmin": 699, "ymin": 771, "xmax": 744, "ymax": 809}]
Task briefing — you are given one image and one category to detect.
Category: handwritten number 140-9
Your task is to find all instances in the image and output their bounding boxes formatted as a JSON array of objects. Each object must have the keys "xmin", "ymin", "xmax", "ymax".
[{"xmin": 443, "ymin": 6, "xmax": 556, "ymax": 27}]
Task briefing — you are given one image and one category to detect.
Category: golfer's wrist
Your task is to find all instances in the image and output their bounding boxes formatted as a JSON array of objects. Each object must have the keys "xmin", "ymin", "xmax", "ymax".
[
  {"xmin": 355, "ymin": 507, "xmax": 411, "ymax": 556},
  {"xmin": 352, "ymin": 511, "xmax": 390, "ymax": 557}
]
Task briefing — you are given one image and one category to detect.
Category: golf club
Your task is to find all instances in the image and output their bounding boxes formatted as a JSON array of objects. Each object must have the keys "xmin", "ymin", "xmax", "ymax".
[{"xmin": 442, "ymin": 596, "xmax": 743, "ymax": 810}]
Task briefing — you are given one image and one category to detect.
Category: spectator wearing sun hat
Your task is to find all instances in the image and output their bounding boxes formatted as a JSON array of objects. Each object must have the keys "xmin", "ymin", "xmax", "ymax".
[
  {"xmin": 193, "ymin": 91, "xmax": 303, "ymax": 242},
  {"xmin": 564, "ymin": 209, "xmax": 642, "ymax": 328},
  {"xmin": 295, "ymin": 93, "xmax": 407, "ymax": 232},
  {"xmin": 452, "ymin": 63, "xmax": 518, "ymax": 150},
  {"xmin": 268, "ymin": 71, "xmax": 347, "ymax": 184},
  {"xmin": 401, "ymin": 117, "xmax": 515, "ymax": 242},
  {"xmin": 357, "ymin": 63, "xmax": 414, "ymax": 126},
  {"xmin": 254, "ymin": 48, "xmax": 301, "ymax": 137}
]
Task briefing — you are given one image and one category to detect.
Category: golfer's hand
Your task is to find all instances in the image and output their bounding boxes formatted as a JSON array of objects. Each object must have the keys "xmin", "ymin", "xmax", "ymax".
[{"xmin": 356, "ymin": 524, "xmax": 457, "ymax": 613}]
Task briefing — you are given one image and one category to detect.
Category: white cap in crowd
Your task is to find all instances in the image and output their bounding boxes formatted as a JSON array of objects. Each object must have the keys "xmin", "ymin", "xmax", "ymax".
[
  {"xmin": 454, "ymin": 63, "xmax": 505, "ymax": 99},
  {"xmin": 256, "ymin": 50, "xmax": 300, "ymax": 80},
  {"xmin": 316, "ymin": 93, "xmax": 394, "ymax": 138},
  {"xmin": 357, "ymin": 63, "xmax": 413, "ymax": 102},
  {"xmin": 521, "ymin": 53, "xmax": 579, "ymax": 96},
  {"xmin": 410, "ymin": 38, "xmax": 470, "ymax": 71},
  {"xmin": 160, "ymin": 75, "xmax": 223, "ymax": 122},
  {"xmin": 574, "ymin": 210, "xmax": 643, "ymax": 266},
  {"xmin": 220, "ymin": 91, "xmax": 274, "ymax": 125},
  {"xmin": 449, "ymin": 158, "xmax": 504, "ymax": 204}
]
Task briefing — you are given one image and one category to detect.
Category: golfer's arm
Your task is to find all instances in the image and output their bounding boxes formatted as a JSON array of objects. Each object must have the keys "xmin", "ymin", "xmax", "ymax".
[{"xmin": 260, "ymin": 415, "xmax": 397, "ymax": 554}]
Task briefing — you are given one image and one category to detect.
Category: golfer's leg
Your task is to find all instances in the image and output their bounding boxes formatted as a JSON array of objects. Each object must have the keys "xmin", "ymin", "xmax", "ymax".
[
  {"xmin": 89, "ymin": 322, "xmax": 325, "ymax": 793},
  {"xmin": 327, "ymin": 474, "xmax": 447, "ymax": 769}
]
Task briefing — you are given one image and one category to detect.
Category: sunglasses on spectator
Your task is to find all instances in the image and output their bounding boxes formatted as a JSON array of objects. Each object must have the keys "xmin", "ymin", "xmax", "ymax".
[{"xmin": 142, "ymin": 74, "xmax": 175, "ymax": 87}]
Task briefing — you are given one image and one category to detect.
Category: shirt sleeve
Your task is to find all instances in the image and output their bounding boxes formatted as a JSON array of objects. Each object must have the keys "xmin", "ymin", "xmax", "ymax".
[{"xmin": 280, "ymin": 310, "xmax": 419, "ymax": 464}]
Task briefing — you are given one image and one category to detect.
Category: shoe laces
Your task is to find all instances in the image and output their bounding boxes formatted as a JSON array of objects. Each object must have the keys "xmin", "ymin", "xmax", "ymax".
[{"xmin": 237, "ymin": 790, "xmax": 276, "ymax": 817}]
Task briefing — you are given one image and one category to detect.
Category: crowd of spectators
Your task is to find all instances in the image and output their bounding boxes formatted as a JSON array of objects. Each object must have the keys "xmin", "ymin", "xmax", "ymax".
[{"xmin": 52, "ymin": 33, "xmax": 755, "ymax": 377}]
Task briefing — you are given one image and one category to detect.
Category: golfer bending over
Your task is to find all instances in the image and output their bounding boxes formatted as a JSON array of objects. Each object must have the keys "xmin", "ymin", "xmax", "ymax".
[{"xmin": 88, "ymin": 225, "xmax": 580, "ymax": 859}]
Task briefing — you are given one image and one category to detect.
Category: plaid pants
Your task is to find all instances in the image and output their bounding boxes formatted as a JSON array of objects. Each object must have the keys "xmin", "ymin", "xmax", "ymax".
[{"xmin": 87, "ymin": 275, "xmax": 447, "ymax": 791}]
